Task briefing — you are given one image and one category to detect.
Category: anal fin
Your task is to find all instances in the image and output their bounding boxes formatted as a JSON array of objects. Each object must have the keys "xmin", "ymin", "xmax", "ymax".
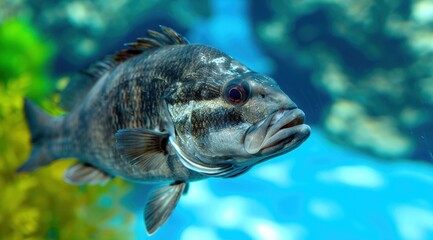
[
  {"xmin": 145, "ymin": 181, "xmax": 188, "ymax": 235},
  {"xmin": 63, "ymin": 162, "xmax": 112, "ymax": 186}
]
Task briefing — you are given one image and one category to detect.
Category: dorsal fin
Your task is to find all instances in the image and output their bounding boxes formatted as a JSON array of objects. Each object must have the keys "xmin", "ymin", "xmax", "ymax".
[{"xmin": 59, "ymin": 26, "xmax": 189, "ymax": 111}]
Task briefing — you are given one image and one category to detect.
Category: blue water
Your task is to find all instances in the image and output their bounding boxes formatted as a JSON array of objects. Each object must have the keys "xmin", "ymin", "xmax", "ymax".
[
  {"xmin": 188, "ymin": 0, "xmax": 272, "ymax": 74},
  {"xmin": 128, "ymin": 129, "xmax": 433, "ymax": 239},
  {"xmin": 16, "ymin": 0, "xmax": 429, "ymax": 238},
  {"xmin": 119, "ymin": 1, "xmax": 433, "ymax": 239}
]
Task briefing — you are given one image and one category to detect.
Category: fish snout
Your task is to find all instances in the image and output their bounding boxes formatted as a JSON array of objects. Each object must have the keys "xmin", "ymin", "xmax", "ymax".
[
  {"xmin": 272, "ymin": 93, "xmax": 297, "ymax": 110},
  {"xmin": 243, "ymin": 108, "xmax": 310, "ymax": 156},
  {"xmin": 261, "ymin": 86, "xmax": 297, "ymax": 110}
]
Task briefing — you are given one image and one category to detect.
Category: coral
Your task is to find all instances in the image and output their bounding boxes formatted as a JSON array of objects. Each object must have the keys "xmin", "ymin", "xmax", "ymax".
[
  {"xmin": 255, "ymin": 0, "xmax": 433, "ymax": 159},
  {"xmin": 325, "ymin": 100, "xmax": 414, "ymax": 158}
]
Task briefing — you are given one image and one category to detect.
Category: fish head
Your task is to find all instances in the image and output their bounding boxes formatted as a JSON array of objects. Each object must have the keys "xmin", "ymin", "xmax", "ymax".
[
  {"xmin": 232, "ymin": 73, "xmax": 311, "ymax": 164},
  {"xmin": 165, "ymin": 52, "xmax": 310, "ymax": 177}
]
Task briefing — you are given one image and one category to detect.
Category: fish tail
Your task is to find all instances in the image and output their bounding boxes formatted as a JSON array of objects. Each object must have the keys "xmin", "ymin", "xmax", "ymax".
[{"xmin": 17, "ymin": 98, "xmax": 56, "ymax": 172}]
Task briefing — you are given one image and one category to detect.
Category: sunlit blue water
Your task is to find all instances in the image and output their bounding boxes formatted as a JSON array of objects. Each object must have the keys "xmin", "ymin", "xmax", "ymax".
[
  {"xmin": 115, "ymin": 0, "xmax": 433, "ymax": 239},
  {"xmin": 128, "ymin": 129, "xmax": 433, "ymax": 240},
  {"xmin": 9, "ymin": 0, "xmax": 431, "ymax": 238}
]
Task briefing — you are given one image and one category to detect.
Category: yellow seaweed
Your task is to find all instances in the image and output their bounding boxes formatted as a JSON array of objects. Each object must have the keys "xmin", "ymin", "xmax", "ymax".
[{"xmin": 0, "ymin": 19, "xmax": 134, "ymax": 240}]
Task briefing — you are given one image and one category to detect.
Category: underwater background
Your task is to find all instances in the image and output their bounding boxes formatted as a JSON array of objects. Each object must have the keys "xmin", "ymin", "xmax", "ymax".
[{"xmin": 1, "ymin": 0, "xmax": 433, "ymax": 239}]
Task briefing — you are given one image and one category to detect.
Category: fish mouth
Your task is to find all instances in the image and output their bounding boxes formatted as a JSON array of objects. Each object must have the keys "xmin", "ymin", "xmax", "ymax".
[{"xmin": 243, "ymin": 108, "xmax": 311, "ymax": 157}]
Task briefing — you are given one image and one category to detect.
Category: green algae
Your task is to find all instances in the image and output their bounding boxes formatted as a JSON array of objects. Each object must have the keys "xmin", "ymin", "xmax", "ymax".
[{"xmin": 0, "ymin": 19, "xmax": 133, "ymax": 240}]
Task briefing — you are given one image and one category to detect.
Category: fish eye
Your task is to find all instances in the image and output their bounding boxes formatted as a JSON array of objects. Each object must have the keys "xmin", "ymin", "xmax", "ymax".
[{"xmin": 223, "ymin": 79, "xmax": 250, "ymax": 106}]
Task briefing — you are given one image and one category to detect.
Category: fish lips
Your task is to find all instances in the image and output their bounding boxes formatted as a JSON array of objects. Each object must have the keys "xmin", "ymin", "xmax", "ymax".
[{"xmin": 243, "ymin": 108, "xmax": 311, "ymax": 157}]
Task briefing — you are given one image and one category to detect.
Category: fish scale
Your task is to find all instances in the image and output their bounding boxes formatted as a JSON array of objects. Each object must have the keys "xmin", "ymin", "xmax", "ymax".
[
  {"xmin": 190, "ymin": 107, "xmax": 243, "ymax": 138},
  {"xmin": 18, "ymin": 26, "xmax": 310, "ymax": 235}
]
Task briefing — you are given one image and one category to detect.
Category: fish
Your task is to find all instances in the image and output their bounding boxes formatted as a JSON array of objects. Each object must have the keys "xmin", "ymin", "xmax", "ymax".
[{"xmin": 18, "ymin": 26, "xmax": 311, "ymax": 234}]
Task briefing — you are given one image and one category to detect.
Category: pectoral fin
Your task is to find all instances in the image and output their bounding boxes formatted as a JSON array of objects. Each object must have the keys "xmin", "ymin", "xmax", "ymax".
[
  {"xmin": 145, "ymin": 181, "xmax": 188, "ymax": 235},
  {"xmin": 63, "ymin": 162, "xmax": 112, "ymax": 186},
  {"xmin": 115, "ymin": 128, "xmax": 169, "ymax": 170}
]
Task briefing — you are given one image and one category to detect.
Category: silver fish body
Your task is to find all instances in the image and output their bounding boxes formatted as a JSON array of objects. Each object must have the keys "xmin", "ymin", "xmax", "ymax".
[{"xmin": 18, "ymin": 27, "xmax": 311, "ymax": 234}]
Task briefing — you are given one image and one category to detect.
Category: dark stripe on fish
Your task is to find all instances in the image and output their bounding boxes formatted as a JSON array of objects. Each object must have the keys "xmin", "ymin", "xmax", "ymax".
[
  {"xmin": 106, "ymin": 77, "xmax": 169, "ymax": 131},
  {"xmin": 190, "ymin": 107, "xmax": 243, "ymax": 138},
  {"xmin": 113, "ymin": 81, "xmax": 130, "ymax": 129}
]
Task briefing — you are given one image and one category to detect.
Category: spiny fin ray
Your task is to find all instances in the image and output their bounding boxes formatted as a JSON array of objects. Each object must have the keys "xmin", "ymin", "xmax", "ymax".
[
  {"xmin": 160, "ymin": 25, "xmax": 189, "ymax": 44},
  {"xmin": 146, "ymin": 29, "xmax": 172, "ymax": 44},
  {"xmin": 59, "ymin": 26, "xmax": 188, "ymax": 111}
]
